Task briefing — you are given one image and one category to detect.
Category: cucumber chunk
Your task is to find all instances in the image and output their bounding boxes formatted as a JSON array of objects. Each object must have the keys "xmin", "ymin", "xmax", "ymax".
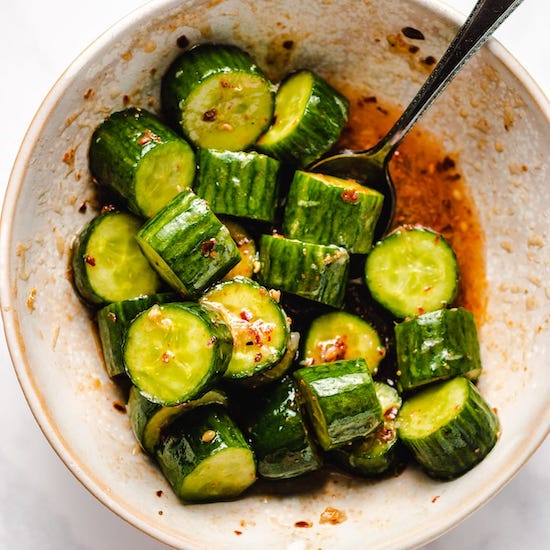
[
  {"xmin": 156, "ymin": 405, "xmax": 256, "ymax": 502},
  {"xmin": 89, "ymin": 108, "xmax": 196, "ymax": 218},
  {"xmin": 71, "ymin": 210, "xmax": 162, "ymax": 306},
  {"xmin": 283, "ymin": 171, "xmax": 384, "ymax": 253},
  {"xmin": 194, "ymin": 149, "xmax": 280, "ymax": 223},
  {"xmin": 397, "ymin": 376, "xmax": 500, "ymax": 479},
  {"xmin": 97, "ymin": 292, "xmax": 178, "ymax": 378},
  {"xmin": 365, "ymin": 225, "xmax": 458, "ymax": 318},
  {"xmin": 123, "ymin": 302, "xmax": 233, "ymax": 405},
  {"xmin": 257, "ymin": 69, "xmax": 349, "ymax": 167},
  {"xmin": 293, "ymin": 358, "xmax": 382, "ymax": 451},
  {"xmin": 200, "ymin": 277, "xmax": 290, "ymax": 380},
  {"xmin": 331, "ymin": 382, "xmax": 402, "ymax": 476},
  {"xmin": 127, "ymin": 385, "xmax": 228, "ymax": 454},
  {"xmin": 302, "ymin": 310, "xmax": 386, "ymax": 374},
  {"xmin": 245, "ymin": 377, "xmax": 322, "ymax": 480},
  {"xmin": 258, "ymin": 234, "xmax": 350, "ymax": 308},
  {"xmin": 161, "ymin": 44, "xmax": 274, "ymax": 150},
  {"xmin": 136, "ymin": 189, "xmax": 241, "ymax": 297},
  {"xmin": 395, "ymin": 307, "xmax": 482, "ymax": 392}
]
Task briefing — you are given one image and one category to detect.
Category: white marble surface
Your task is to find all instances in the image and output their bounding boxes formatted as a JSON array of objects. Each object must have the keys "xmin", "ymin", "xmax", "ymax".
[{"xmin": 0, "ymin": 0, "xmax": 548, "ymax": 548}]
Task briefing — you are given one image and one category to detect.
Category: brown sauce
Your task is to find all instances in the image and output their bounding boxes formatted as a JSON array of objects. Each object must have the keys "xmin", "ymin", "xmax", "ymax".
[{"xmin": 337, "ymin": 88, "xmax": 487, "ymax": 325}]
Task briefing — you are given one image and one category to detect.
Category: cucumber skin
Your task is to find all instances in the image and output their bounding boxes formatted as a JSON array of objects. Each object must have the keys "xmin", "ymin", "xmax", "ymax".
[
  {"xmin": 245, "ymin": 377, "xmax": 322, "ymax": 480},
  {"xmin": 97, "ymin": 293, "xmax": 178, "ymax": 378},
  {"xmin": 398, "ymin": 377, "xmax": 500, "ymax": 479},
  {"xmin": 258, "ymin": 234, "xmax": 350, "ymax": 308},
  {"xmin": 89, "ymin": 108, "xmax": 195, "ymax": 217},
  {"xmin": 194, "ymin": 149, "xmax": 280, "ymax": 223},
  {"xmin": 156, "ymin": 405, "xmax": 256, "ymax": 502},
  {"xmin": 257, "ymin": 69, "xmax": 350, "ymax": 167},
  {"xmin": 395, "ymin": 307, "xmax": 482, "ymax": 393},
  {"xmin": 161, "ymin": 44, "xmax": 274, "ymax": 149},
  {"xmin": 293, "ymin": 358, "xmax": 383, "ymax": 451},
  {"xmin": 137, "ymin": 190, "xmax": 241, "ymax": 297},
  {"xmin": 282, "ymin": 171, "xmax": 383, "ymax": 253}
]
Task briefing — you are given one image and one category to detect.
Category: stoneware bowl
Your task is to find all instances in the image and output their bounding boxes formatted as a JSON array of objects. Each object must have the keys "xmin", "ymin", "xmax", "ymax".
[{"xmin": 1, "ymin": 0, "xmax": 548, "ymax": 548}]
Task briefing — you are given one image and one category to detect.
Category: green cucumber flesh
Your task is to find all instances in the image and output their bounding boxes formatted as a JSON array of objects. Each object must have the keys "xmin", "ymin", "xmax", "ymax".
[
  {"xmin": 71, "ymin": 210, "xmax": 162, "ymax": 305},
  {"xmin": 156, "ymin": 405, "xmax": 256, "ymax": 502},
  {"xmin": 123, "ymin": 302, "xmax": 232, "ymax": 405},
  {"xmin": 200, "ymin": 277, "xmax": 289, "ymax": 380},
  {"xmin": 397, "ymin": 376, "xmax": 499, "ymax": 479},
  {"xmin": 97, "ymin": 292, "xmax": 178, "ymax": 378},
  {"xmin": 89, "ymin": 108, "xmax": 195, "ymax": 218},
  {"xmin": 162, "ymin": 44, "xmax": 274, "ymax": 150},
  {"xmin": 365, "ymin": 225, "xmax": 458, "ymax": 318},
  {"xmin": 257, "ymin": 69, "xmax": 349, "ymax": 167},
  {"xmin": 302, "ymin": 310, "xmax": 386, "ymax": 374}
]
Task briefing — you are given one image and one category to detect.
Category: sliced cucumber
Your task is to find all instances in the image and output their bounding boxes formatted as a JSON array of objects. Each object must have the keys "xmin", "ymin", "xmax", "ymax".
[
  {"xmin": 89, "ymin": 108, "xmax": 196, "ymax": 218},
  {"xmin": 136, "ymin": 189, "xmax": 240, "ymax": 297},
  {"xmin": 397, "ymin": 376, "xmax": 499, "ymax": 479},
  {"xmin": 127, "ymin": 385, "xmax": 228, "ymax": 454},
  {"xmin": 194, "ymin": 149, "xmax": 280, "ymax": 223},
  {"xmin": 395, "ymin": 307, "xmax": 482, "ymax": 392},
  {"xmin": 302, "ymin": 310, "xmax": 386, "ymax": 374},
  {"xmin": 71, "ymin": 210, "xmax": 162, "ymax": 306},
  {"xmin": 283, "ymin": 171, "xmax": 384, "ymax": 253},
  {"xmin": 245, "ymin": 376, "xmax": 322, "ymax": 480},
  {"xmin": 220, "ymin": 217, "xmax": 258, "ymax": 281},
  {"xmin": 257, "ymin": 69, "xmax": 349, "ymax": 167},
  {"xmin": 293, "ymin": 358, "xmax": 382, "ymax": 451},
  {"xmin": 330, "ymin": 381, "xmax": 402, "ymax": 476},
  {"xmin": 161, "ymin": 44, "xmax": 274, "ymax": 150},
  {"xmin": 365, "ymin": 225, "xmax": 458, "ymax": 318},
  {"xmin": 123, "ymin": 302, "xmax": 233, "ymax": 405},
  {"xmin": 156, "ymin": 405, "xmax": 256, "ymax": 502},
  {"xmin": 242, "ymin": 331, "xmax": 300, "ymax": 388},
  {"xmin": 97, "ymin": 292, "xmax": 178, "ymax": 378},
  {"xmin": 258, "ymin": 234, "xmax": 350, "ymax": 308},
  {"xmin": 200, "ymin": 277, "xmax": 290, "ymax": 380}
]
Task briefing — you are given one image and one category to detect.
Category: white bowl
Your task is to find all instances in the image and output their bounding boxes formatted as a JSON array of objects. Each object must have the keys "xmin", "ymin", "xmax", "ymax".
[{"xmin": 1, "ymin": 0, "xmax": 549, "ymax": 548}]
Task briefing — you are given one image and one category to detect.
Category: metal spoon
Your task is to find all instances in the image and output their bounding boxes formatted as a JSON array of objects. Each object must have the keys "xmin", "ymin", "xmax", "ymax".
[{"xmin": 310, "ymin": 0, "xmax": 525, "ymax": 239}]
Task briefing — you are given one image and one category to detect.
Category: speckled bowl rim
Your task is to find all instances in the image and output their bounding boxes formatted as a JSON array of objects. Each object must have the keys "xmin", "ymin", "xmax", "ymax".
[{"xmin": 1, "ymin": 0, "xmax": 549, "ymax": 548}]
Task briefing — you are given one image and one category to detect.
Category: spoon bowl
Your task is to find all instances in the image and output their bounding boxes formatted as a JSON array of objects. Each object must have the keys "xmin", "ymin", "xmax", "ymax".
[{"xmin": 311, "ymin": 0, "xmax": 524, "ymax": 240}]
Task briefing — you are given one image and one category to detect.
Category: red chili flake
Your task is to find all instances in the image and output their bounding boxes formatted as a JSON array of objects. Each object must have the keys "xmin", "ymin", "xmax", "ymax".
[
  {"xmin": 100, "ymin": 204, "xmax": 117, "ymax": 214},
  {"xmin": 254, "ymin": 353, "xmax": 263, "ymax": 363},
  {"xmin": 122, "ymin": 94, "xmax": 130, "ymax": 105},
  {"xmin": 112, "ymin": 401, "xmax": 126, "ymax": 413},
  {"xmin": 234, "ymin": 531, "xmax": 243, "ymax": 536},
  {"xmin": 84, "ymin": 255, "xmax": 96, "ymax": 266},
  {"xmin": 378, "ymin": 426, "xmax": 394, "ymax": 442},
  {"xmin": 83, "ymin": 88, "xmax": 94, "ymax": 100},
  {"xmin": 203, "ymin": 108, "xmax": 217, "ymax": 122},
  {"xmin": 220, "ymin": 80, "xmax": 231, "ymax": 88},
  {"xmin": 342, "ymin": 189, "xmax": 359, "ymax": 203},
  {"xmin": 240, "ymin": 309, "xmax": 253, "ymax": 321},
  {"xmin": 207, "ymin": 336, "xmax": 218, "ymax": 346},
  {"xmin": 156, "ymin": 490, "xmax": 163, "ymax": 497},
  {"xmin": 294, "ymin": 521, "xmax": 313, "ymax": 528},
  {"xmin": 158, "ymin": 510, "xmax": 164, "ymax": 516},
  {"xmin": 107, "ymin": 311, "xmax": 117, "ymax": 323},
  {"xmin": 78, "ymin": 200, "xmax": 88, "ymax": 213},
  {"xmin": 138, "ymin": 133, "xmax": 151, "ymax": 146},
  {"xmin": 201, "ymin": 238, "xmax": 216, "ymax": 256},
  {"xmin": 432, "ymin": 495, "xmax": 440, "ymax": 503}
]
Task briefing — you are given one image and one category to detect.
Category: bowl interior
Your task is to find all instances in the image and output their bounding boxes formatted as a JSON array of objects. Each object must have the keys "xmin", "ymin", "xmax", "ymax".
[{"xmin": 2, "ymin": 0, "xmax": 549, "ymax": 548}]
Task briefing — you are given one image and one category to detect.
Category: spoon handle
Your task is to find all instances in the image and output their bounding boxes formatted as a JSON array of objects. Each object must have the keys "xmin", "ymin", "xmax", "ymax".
[{"xmin": 380, "ymin": 0, "xmax": 524, "ymax": 156}]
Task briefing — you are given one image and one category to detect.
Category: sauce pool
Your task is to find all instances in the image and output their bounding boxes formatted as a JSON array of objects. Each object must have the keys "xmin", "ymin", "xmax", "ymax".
[{"xmin": 337, "ymin": 89, "xmax": 488, "ymax": 324}]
